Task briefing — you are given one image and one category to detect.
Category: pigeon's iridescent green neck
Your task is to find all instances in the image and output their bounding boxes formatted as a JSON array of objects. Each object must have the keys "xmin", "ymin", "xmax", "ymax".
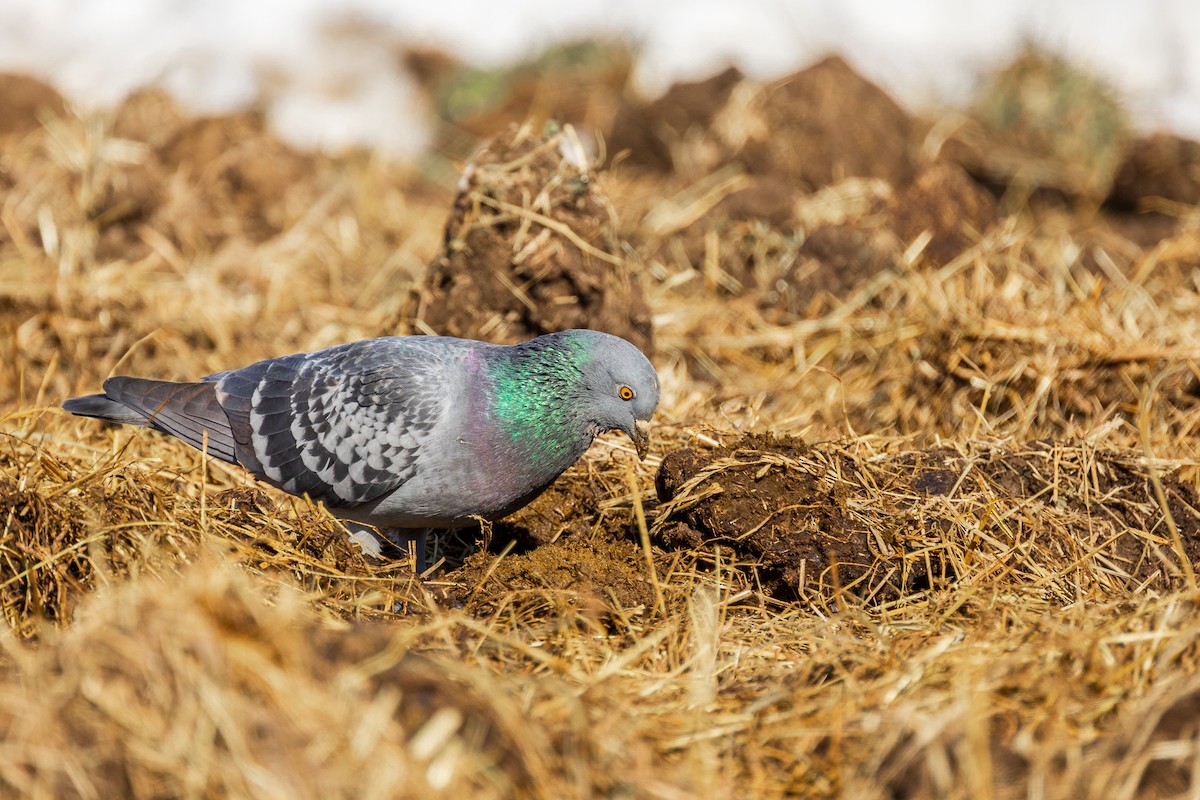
[{"xmin": 484, "ymin": 334, "xmax": 594, "ymax": 456}]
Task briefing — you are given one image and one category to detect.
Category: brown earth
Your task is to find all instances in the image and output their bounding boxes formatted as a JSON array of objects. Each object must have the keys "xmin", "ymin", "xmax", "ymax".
[
  {"xmin": 3, "ymin": 44, "xmax": 1200, "ymax": 799},
  {"xmin": 1109, "ymin": 132, "xmax": 1200, "ymax": 209},
  {"xmin": 406, "ymin": 122, "xmax": 653, "ymax": 353},
  {"xmin": 653, "ymin": 435, "xmax": 1200, "ymax": 605},
  {"xmin": 740, "ymin": 56, "xmax": 915, "ymax": 191},
  {"xmin": 609, "ymin": 56, "xmax": 914, "ymax": 191},
  {"xmin": 607, "ymin": 65, "xmax": 746, "ymax": 173}
]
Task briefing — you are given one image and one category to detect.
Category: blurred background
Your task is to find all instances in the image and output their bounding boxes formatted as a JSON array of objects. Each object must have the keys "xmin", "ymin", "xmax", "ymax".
[{"xmin": 2, "ymin": 0, "xmax": 1197, "ymax": 155}]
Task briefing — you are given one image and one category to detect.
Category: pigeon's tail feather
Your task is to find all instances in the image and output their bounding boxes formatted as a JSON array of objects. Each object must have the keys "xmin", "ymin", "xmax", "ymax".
[
  {"xmin": 64, "ymin": 377, "xmax": 240, "ymax": 464},
  {"xmin": 62, "ymin": 393, "xmax": 150, "ymax": 425}
]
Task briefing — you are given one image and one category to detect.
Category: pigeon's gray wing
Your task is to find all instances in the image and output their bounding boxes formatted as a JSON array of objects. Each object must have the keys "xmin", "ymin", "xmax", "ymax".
[{"xmin": 209, "ymin": 338, "xmax": 450, "ymax": 508}]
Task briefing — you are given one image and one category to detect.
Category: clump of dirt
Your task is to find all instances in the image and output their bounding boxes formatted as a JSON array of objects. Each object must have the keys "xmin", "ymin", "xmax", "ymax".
[
  {"xmin": 6, "ymin": 94, "xmax": 324, "ymax": 264},
  {"xmin": 628, "ymin": 63, "xmax": 996, "ymax": 319},
  {"xmin": 889, "ymin": 161, "xmax": 999, "ymax": 264},
  {"xmin": 739, "ymin": 56, "xmax": 915, "ymax": 191},
  {"xmin": 653, "ymin": 435, "xmax": 1200, "ymax": 606},
  {"xmin": 407, "ymin": 122, "xmax": 653, "ymax": 353},
  {"xmin": 1108, "ymin": 132, "xmax": 1200, "ymax": 209},
  {"xmin": 771, "ymin": 161, "xmax": 997, "ymax": 313},
  {"xmin": 441, "ymin": 471, "xmax": 655, "ymax": 620},
  {"xmin": 0, "ymin": 73, "xmax": 67, "ymax": 138},
  {"xmin": 612, "ymin": 54, "xmax": 917, "ymax": 303},
  {"xmin": 736, "ymin": 162, "xmax": 997, "ymax": 320},
  {"xmin": 610, "ymin": 57, "xmax": 914, "ymax": 191},
  {"xmin": 653, "ymin": 435, "xmax": 939, "ymax": 605},
  {"xmin": 607, "ymin": 66, "xmax": 746, "ymax": 174},
  {"xmin": 784, "ymin": 218, "xmax": 899, "ymax": 310},
  {"xmin": 445, "ymin": 531, "xmax": 654, "ymax": 621},
  {"xmin": 977, "ymin": 444, "xmax": 1200, "ymax": 579}
]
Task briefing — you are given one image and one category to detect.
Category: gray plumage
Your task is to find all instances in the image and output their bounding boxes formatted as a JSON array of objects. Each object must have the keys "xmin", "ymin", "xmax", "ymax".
[{"xmin": 63, "ymin": 330, "xmax": 660, "ymax": 571}]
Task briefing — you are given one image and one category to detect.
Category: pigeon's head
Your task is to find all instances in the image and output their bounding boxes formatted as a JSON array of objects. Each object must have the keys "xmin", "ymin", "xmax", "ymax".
[{"xmin": 563, "ymin": 330, "xmax": 660, "ymax": 459}]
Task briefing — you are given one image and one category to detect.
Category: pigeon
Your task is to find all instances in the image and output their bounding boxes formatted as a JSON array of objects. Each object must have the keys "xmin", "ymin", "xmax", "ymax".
[{"xmin": 63, "ymin": 329, "xmax": 660, "ymax": 571}]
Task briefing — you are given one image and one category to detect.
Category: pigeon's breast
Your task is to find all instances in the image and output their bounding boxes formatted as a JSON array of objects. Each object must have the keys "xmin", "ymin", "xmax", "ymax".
[
  {"xmin": 335, "ymin": 350, "xmax": 543, "ymax": 528},
  {"xmin": 339, "ymin": 442, "xmax": 538, "ymax": 529}
]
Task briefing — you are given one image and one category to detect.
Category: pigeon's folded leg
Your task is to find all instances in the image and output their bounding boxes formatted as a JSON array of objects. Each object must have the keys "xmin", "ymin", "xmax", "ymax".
[
  {"xmin": 344, "ymin": 523, "xmax": 429, "ymax": 573},
  {"xmin": 380, "ymin": 528, "xmax": 430, "ymax": 575}
]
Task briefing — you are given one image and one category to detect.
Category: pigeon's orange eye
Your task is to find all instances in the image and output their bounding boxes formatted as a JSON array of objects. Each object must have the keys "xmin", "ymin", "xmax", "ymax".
[{"xmin": 618, "ymin": 385, "xmax": 635, "ymax": 401}]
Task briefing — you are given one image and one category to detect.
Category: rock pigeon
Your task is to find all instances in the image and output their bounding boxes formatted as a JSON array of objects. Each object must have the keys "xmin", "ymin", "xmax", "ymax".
[{"xmin": 63, "ymin": 329, "xmax": 660, "ymax": 571}]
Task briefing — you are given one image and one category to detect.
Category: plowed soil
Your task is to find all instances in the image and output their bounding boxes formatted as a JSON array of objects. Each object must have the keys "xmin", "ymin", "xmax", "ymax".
[{"xmin": 3, "ymin": 46, "xmax": 1200, "ymax": 799}]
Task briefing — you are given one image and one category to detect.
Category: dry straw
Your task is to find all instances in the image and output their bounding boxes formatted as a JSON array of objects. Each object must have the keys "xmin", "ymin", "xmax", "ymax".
[{"xmin": 1, "ymin": 79, "xmax": 1200, "ymax": 798}]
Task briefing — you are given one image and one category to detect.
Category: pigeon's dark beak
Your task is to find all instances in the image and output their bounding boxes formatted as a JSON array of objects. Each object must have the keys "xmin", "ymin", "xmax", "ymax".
[{"xmin": 631, "ymin": 419, "xmax": 651, "ymax": 460}]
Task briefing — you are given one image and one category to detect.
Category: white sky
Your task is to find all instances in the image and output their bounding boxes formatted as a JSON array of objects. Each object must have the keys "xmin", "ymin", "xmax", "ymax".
[{"xmin": 0, "ymin": 0, "xmax": 1195, "ymax": 154}]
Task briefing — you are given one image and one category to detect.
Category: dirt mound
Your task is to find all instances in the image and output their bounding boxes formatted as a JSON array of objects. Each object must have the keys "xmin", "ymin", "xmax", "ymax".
[
  {"xmin": 654, "ymin": 435, "xmax": 1200, "ymax": 605},
  {"xmin": 740, "ymin": 56, "xmax": 914, "ymax": 191},
  {"xmin": 152, "ymin": 111, "xmax": 321, "ymax": 252},
  {"xmin": 889, "ymin": 161, "xmax": 1000, "ymax": 264},
  {"xmin": 607, "ymin": 66, "xmax": 746, "ymax": 173},
  {"xmin": 609, "ymin": 57, "xmax": 914, "ymax": 192},
  {"xmin": 0, "ymin": 92, "xmax": 323, "ymax": 266},
  {"xmin": 407, "ymin": 122, "xmax": 653, "ymax": 352},
  {"xmin": 624, "ymin": 61, "xmax": 992, "ymax": 320},
  {"xmin": 790, "ymin": 160, "xmax": 996, "ymax": 288},
  {"xmin": 761, "ymin": 161, "xmax": 998, "ymax": 315},
  {"xmin": 651, "ymin": 159, "xmax": 998, "ymax": 323},
  {"xmin": 1109, "ymin": 132, "xmax": 1200, "ymax": 209},
  {"xmin": 654, "ymin": 435, "xmax": 928, "ymax": 605}
]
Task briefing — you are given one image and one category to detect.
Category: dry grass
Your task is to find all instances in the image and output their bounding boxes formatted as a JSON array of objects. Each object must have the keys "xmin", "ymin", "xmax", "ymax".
[{"xmin": 2, "ymin": 66, "xmax": 1200, "ymax": 799}]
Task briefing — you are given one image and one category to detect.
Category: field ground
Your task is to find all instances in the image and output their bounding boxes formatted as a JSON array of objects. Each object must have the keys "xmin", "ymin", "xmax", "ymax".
[{"xmin": 3, "ymin": 47, "xmax": 1200, "ymax": 798}]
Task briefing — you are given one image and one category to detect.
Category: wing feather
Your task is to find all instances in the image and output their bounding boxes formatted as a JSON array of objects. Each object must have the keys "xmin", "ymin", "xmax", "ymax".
[{"xmin": 212, "ymin": 338, "xmax": 452, "ymax": 507}]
